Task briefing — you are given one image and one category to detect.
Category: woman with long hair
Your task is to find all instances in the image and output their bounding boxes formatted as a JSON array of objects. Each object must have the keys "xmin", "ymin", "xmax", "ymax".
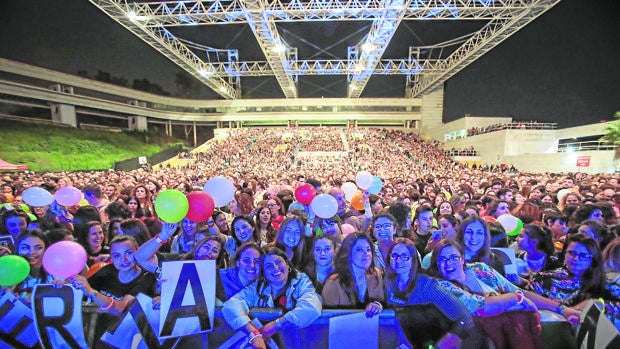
[
  {"xmin": 218, "ymin": 242, "xmax": 263, "ymax": 300},
  {"xmin": 123, "ymin": 196, "xmax": 145, "ymax": 219},
  {"xmin": 273, "ymin": 216, "xmax": 306, "ymax": 270},
  {"xmin": 528, "ymin": 233, "xmax": 610, "ymax": 307},
  {"xmin": 429, "ymin": 239, "xmax": 578, "ymax": 349},
  {"xmin": 456, "ymin": 216, "xmax": 506, "ymax": 276},
  {"xmin": 212, "ymin": 210, "xmax": 230, "ymax": 235},
  {"xmin": 602, "ymin": 237, "xmax": 620, "ymax": 299},
  {"xmin": 222, "ymin": 215, "xmax": 260, "ymax": 262},
  {"xmin": 222, "ymin": 247, "xmax": 322, "ymax": 349},
  {"xmin": 267, "ymin": 196, "xmax": 286, "ymax": 230},
  {"xmin": 515, "ymin": 224, "xmax": 561, "ymax": 278},
  {"xmin": 75, "ymin": 220, "xmax": 110, "ymax": 266},
  {"xmin": 170, "ymin": 217, "xmax": 201, "ymax": 254},
  {"xmin": 254, "ymin": 205, "xmax": 276, "ymax": 245},
  {"xmin": 131, "ymin": 185, "xmax": 154, "ymax": 218},
  {"xmin": 12, "ymin": 230, "xmax": 54, "ymax": 305},
  {"xmin": 304, "ymin": 234, "xmax": 337, "ymax": 293},
  {"xmin": 322, "ymin": 232, "xmax": 384, "ymax": 317},
  {"xmin": 385, "ymin": 238, "xmax": 477, "ymax": 348},
  {"xmin": 369, "ymin": 212, "xmax": 398, "ymax": 272}
]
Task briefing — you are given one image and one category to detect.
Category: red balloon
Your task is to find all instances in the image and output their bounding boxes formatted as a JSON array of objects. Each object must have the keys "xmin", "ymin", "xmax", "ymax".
[
  {"xmin": 186, "ymin": 191, "xmax": 215, "ymax": 222},
  {"xmin": 294, "ymin": 184, "xmax": 316, "ymax": 205}
]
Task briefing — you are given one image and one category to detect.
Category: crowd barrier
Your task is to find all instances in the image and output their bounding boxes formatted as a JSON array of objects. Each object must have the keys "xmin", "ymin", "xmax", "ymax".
[{"xmin": 79, "ymin": 305, "xmax": 578, "ymax": 349}]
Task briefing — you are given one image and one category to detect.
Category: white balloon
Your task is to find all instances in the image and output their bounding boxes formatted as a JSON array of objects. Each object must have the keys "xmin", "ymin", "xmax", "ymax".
[
  {"xmin": 310, "ymin": 194, "xmax": 338, "ymax": 219},
  {"xmin": 22, "ymin": 187, "xmax": 54, "ymax": 207},
  {"xmin": 341, "ymin": 182, "xmax": 358, "ymax": 201},
  {"xmin": 203, "ymin": 176, "xmax": 236, "ymax": 207},
  {"xmin": 496, "ymin": 214, "xmax": 518, "ymax": 232},
  {"xmin": 356, "ymin": 171, "xmax": 373, "ymax": 190}
]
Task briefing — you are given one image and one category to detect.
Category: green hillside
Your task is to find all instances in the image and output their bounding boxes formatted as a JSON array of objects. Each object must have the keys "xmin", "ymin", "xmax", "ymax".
[{"xmin": 0, "ymin": 121, "xmax": 175, "ymax": 171}]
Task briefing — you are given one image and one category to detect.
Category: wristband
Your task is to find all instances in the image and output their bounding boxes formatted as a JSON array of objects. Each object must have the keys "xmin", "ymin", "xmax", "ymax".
[
  {"xmin": 514, "ymin": 290, "xmax": 524, "ymax": 305},
  {"xmin": 555, "ymin": 304, "xmax": 567, "ymax": 314},
  {"xmin": 100, "ymin": 298, "xmax": 114, "ymax": 311},
  {"xmin": 372, "ymin": 301, "xmax": 383, "ymax": 309},
  {"xmin": 154, "ymin": 234, "xmax": 166, "ymax": 244},
  {"xmin": 248, "ymin": 329, "xmax": 262, "ymax": 343},
  {"xmin": 90, "ymin": 290, "xmax": 99, "ymax": 301}
]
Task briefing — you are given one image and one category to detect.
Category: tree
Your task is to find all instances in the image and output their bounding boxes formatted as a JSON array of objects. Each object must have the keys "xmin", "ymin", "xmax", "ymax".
[
  {"xmin": 174, "ymin": 71, "xmax": 195, "ymax": 98},
  {"xmin": 600, "ymin": 111, "xmax": 620, "ymax": 145},
  {"xmin": 94, "ymin": 70, "xmax": 112, "ymax": 83}
]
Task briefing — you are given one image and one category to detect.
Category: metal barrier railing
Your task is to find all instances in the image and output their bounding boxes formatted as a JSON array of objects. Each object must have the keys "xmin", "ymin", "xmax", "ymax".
[
  {"xmin": 79, "ymin": 305, "xmax": 576, "ymax": 349},
  {"xmin": 557, "ymin": 141, "xmax": 617, "ymax": 152}
]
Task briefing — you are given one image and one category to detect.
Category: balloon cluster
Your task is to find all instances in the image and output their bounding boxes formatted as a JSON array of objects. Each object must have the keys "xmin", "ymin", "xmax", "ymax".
[
  {"xmin": 22, "ymin": 186, "xmax": 86, "ymax": 208},
  {"xmin": 153, "ymin": 176, "xmax": 236, "ymax": 223},
  {"xmin": 341, "ymin": 172, "xmax": 384, "ymax": 210}
]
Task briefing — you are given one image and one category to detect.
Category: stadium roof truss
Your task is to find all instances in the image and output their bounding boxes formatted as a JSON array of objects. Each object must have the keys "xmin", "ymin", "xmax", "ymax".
[{"xmin": 89, "ymin": 0, "xmax": 562, "ymax": 99}]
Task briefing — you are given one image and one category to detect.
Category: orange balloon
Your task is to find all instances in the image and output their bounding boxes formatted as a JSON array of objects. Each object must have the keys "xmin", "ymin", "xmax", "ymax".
[
  {"xmin": 86, "ymin": 262, "xmax": 110, "ymax": 278},
  {"xmin": 351, "ymin": 193, "xmax": 365, "ymax": 211}
]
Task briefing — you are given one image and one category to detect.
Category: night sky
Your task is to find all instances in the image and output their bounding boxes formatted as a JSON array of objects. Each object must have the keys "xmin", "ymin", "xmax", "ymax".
[{"xmin": 1, "ymin": 0, "xmax": 619, "ymax": 128}]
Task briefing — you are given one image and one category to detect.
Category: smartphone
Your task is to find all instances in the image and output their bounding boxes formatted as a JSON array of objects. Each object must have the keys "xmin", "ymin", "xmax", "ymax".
[{"xmin": 431, "ymin": 230, "xmax": 443, "ymax": 240}]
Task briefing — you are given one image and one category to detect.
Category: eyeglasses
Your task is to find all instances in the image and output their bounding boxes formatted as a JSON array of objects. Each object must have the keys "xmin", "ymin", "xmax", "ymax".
[
  {"xmin": 267, "ymin": 203, "xmax": 279, "ymax": 207},
  {"xmin": 390, "ymin": 253, "xmax": 411, "ymax": 261},
  {"xmin": 437, "ymin": 255, "xmax": 461, "ymax": 264},
  {"xmin": 566, "ymin": 250, "xmax": 592, "ymax": 261},
  {"xmin": 374, "ymin": 223, "xmax": 393, "ymax": 231}
]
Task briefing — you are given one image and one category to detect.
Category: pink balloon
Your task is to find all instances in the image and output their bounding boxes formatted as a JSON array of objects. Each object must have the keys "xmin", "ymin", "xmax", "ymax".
[
  {"xmin": 294, "ymin": 184, "xmax": 316, "ymax": 205},
  {"xmin": 186, "ymin": 191, "xmax": 215, "ymax": 222},
  {"xmin": 42, "ymin": 241, "xmax": 87, "ymax": 279},
  {"xmin": 341, "ymin": 223, "xmax": 357, "ymax": 236},
  {"xmin": 55, "ymin": 186, "xmax": 83, "ymax": 206}
]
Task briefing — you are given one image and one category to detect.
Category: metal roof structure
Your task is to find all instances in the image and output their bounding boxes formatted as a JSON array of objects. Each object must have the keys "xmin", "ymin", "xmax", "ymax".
[{"xmin": 89, "ymin": 0, "xmax": 561, "ymax": 99}]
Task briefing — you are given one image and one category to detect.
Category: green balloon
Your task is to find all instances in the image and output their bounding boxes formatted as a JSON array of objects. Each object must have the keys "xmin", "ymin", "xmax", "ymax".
[
  {"xmin": 154, "ymin": 189, "xmax": 189, "ymax": 223},
  {"xmin": 19, "ymin": 204, "xmax": 31, "ymax": 213},
  {"xmin": 0, "ymin": 255, "xmax": 30, "ymax": 287}
]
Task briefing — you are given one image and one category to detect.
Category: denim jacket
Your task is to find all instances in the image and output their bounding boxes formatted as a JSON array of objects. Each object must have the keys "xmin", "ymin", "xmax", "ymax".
[{"xmin": 222, "ymin": 272, "xmax": 322, "ymax": 330}]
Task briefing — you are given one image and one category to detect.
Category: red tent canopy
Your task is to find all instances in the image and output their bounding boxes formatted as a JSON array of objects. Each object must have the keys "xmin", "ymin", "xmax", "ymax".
[{"xmin": 0, "ymin": 158, "xmax": 28, "ymax": 170}]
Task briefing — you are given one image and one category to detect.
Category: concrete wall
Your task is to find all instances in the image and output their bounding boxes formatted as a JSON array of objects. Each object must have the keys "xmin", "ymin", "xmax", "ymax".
[{"xmin": 501, "ymin": 150, "xmax": 616, "ymax": 174}]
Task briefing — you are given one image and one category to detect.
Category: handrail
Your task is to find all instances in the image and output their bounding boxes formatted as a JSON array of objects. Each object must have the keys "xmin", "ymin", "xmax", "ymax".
[
  {"xmin": 78, "ymin": 305, "xmax": 573, "ymax": 348},
  {"xmin": 467, "ymin": 122, "xmax": 558, "ymax": 136},
  {"xmin": 557, "ymin": 141, "xmax": 617, "ymax": 152}
]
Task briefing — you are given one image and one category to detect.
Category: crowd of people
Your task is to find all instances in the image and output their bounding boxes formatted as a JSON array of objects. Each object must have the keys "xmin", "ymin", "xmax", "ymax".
[
  {"xmin": 442, "ymin": 147, "xmax": 478, "ymax": 157},
  {"xmin": 0, "ymin": 126, "xmax": 619, "ymax": 348},
  {"xmin": 467, "ymin": 121, "xmax": 557, "ymax": 136}
]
